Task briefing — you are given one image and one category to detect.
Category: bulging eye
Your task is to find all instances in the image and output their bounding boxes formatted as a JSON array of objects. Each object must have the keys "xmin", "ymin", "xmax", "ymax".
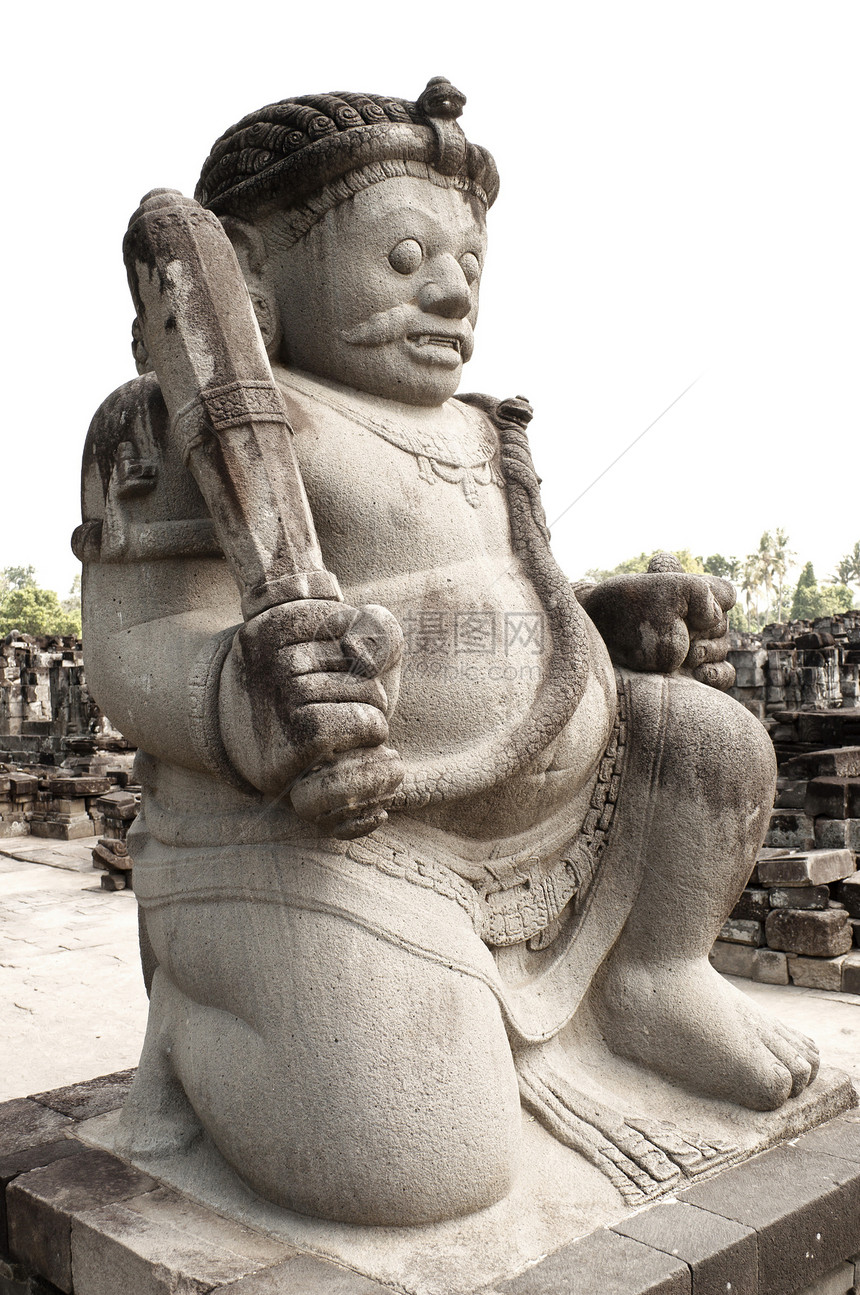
[
  {"xmin": 459, "ymin": 252, "xmax": 481, "ymax": 285},
  {"xmin": 388, "ymin": 238, "xmax": 423, "ymax": 275}
]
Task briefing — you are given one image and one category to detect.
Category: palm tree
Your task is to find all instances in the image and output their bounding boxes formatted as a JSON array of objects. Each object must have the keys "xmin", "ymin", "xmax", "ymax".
[
  {"xmin": 770, "ymin": 528, "xmax": 795, "ymax": 622},
  {"xmin": 754, "ymin": 532, "xmax": 776, "ymax": 624},
  {"xmin": 835, "ymin": 541, "xmax": 860, "ymax": 598},
  {"xmin": 740, "ymin": 556, "xmax": 762, "ymax": 631}
]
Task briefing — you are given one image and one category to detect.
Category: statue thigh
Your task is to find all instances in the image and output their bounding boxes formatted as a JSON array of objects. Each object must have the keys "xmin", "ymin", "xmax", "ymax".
[
  {"xmin": 140, "ymin": 879, "xmax": 522, "ymax": 1226},
  {"xmin": 609, "ymin": 669, "xmax": 778, "ymax": 950}
]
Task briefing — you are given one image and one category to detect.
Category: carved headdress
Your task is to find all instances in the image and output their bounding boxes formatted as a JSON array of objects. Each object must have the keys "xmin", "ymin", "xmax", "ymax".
[{"xmin": 195, "ymin": 78, "xmax": 499, "ymax": 229}]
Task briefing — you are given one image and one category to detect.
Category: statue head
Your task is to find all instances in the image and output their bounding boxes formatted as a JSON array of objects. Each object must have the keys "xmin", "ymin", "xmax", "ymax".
[{"xmin": 196, "ymin": 80, "xmax": 498, "ymax": 406}]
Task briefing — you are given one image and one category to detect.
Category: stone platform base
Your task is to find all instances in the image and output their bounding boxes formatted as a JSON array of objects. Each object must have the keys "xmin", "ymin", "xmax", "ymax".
[{"xmin": 3, "ymin": 1072, "xmax": 860, "ymax": 1295}]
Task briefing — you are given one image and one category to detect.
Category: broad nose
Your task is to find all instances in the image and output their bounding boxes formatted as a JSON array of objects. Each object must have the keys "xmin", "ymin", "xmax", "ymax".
[{"xmin": 416, "ymin": 255, "xmax": 472, "ymax": 319}]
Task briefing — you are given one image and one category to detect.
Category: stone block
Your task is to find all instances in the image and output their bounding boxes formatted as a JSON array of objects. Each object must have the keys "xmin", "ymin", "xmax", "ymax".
[
  {"xmin": 718, "ymin": 918, "xmax": 764, "ymax": 947},
  {"xmin": 752, "ymin": 948, "xmax": 790, "ymax": 984},
  {"xmin": 8, "ymin": 775, "xmax": 38, "ymax": 797},
  {"xmin": 798, "ymin": 713, "xmax": 860, "ymax": 748},
  {"xmin": 28, "ymin": 817, "xmax": 96, "ymax": 841},
  {"xmin": 734, "ymin": 665, "xmax": 766, "ymax": 689},
  {"xmin": 209, "ymin": 1254, "xmax": 399, "ymax": 1293},
  {"xmin": 45, "ymin": 797, "xmax": 88, "ymax": 817},
  {"xmin": 776, "ymin": 778, "xmax": 808, "ymax": 809},
  {"xmin": 47, "ymin": 777, "xmax": 111, "ymax": 797},
  {"xmin": 612, "ymin": 1199, "xmax": 757, "ymax": 1295},
  {"xmin": 94, "ymin": 791, "xmax": 138, "ymax": 820},
  {"xmin": 837, "ymin": 876, "xmax": 860, "ymax": 919},
  {"xmin": 6, "ymin": 1149, "xmax": 156, "ymax": 1292},
  {"xmin": 793, "ymin": 1115, "xmax": 860, "ymax": 1166},
  {"xmin": 731, "ymin": 887, "xmax": 770, "ymax": 921},
  {"xmin": 757, "ymin": 850, "xmax": 856, "ymax": 887},
  {"xmin": 770, "ymin": 885, "xmax": 831, "ymax": 910},
  {"xmin": 765, "ymin": 811, "xmax": 816, "ymax": 851},
  {"xmin": 816, "ymin": 819, "xmax": 860, "ymax": 851},
  {"xmin": 678, "ymin": 1143, "xmax": 860, "ymax": 1295},
  {"xmin": 99, "ymin": 872, "xmax": 128, "ymax": 891},
  {"xmin": 841, "ymin": 953, "xmax": 860, "ymax": 996},
  {"xmin": 0, "ymin": 1139, "xmax": 81, "ymax": 1255},
  {"xmin": 782, "ymin": 748, "xmax": 860, "ymax": 780},
  {"xmin": 788, "ymin": 955, "xmax": 846, "ymax": 991},
  {"xmin": 767, "ymin": 909, "xmax": 853, "ymax": 958},
  {"xmin": 70, "ymin": 1196, "xmax": 290, "ymax": 1295},
  {"xmin": 709, "ymin": 940, "xmax": 756, "ymax": 978},
  {"xmin": 0, "ymin": 1101, "xmax": 73, "ymax": 1160},
  {"xmin": 495, "ymin": 1226, "xmax": 691, "ymax": 1293},
  {"xmin": 30, "ymin": 1071, "xmax": 136, "ymax": 1122},
  {"xmin": 806, "ymin": 778, "xmax": 860, "ymax": 821}
]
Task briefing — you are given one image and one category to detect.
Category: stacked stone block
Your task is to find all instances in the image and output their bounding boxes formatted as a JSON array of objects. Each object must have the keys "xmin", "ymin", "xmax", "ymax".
[
  {"xmin": 27, "ymin": 776, "xmax": 112, "ymax": 842},
  {"xmin": 0, "ymin": 631, "xmax": 137, "ymax": 858},
  {"xmin": 0, "ymin": 772, "xmax": 39, "ymax": 838},
  {"xmin": 0, "ymin": 635, "xmax": 98, "ymax": 762},
  {"xmin": 90, "ymin": 789, "xmax": 140, "ymax": 891},
  {"xmin": 711, "ymin": 745, "xmax": 860, "ymax": 993},
  {"xmin": 728, "ymin": 612, "xmax": 860, "ymax": 738}
]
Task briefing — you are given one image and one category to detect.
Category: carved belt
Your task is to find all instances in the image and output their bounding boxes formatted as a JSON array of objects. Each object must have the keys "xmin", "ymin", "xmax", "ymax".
[{"xmin": 346, "ymin": 675, "xmax": 629, "ymax": 949}]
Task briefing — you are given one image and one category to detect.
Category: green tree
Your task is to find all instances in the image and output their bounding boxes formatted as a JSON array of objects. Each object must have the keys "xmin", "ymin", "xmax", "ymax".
[
  {"xmin": 61, "ymin": 574, "xmax": 82, "ymax": 627},
  {"xmin": 702, "ymin": 554, "xmax": 741, "ymax": 580},
  {"xmin": 740, "ymin": 554, "xmax": 763, "ymax": 631},
  {"xmin": 0, "ymin": 582, "xmax": 81, "ymax": 637},
  {"xmin": 790, "ymin": 562, "xmax": 854, "ymax": 621},
  {"xmin": 583, "ymin": 548, "xmax": 705, "ymax": 581},
  {"xmin": 835, "ymin": 542, "xmax": 860, "ymax": 599},
  {"xmin": 0, "ymin": 565, "xmax": 37, "ymax": 593},
  {"xmin": 790, "ymin": 562, "xmax": 818, "ymax": 620},
  {"xmin": 767, "ymin": 528, "xmax": 794, "ymax": 622}
]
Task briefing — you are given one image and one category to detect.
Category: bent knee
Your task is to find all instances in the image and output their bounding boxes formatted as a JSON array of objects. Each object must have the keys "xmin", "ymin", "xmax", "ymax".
[
  {"xmin": 628, "ymin": 670, "xmax": 776, "ymax": 798},
  {"xmin": 163, "ymin": 935, "xmax": 523, "ymax": 1224}
]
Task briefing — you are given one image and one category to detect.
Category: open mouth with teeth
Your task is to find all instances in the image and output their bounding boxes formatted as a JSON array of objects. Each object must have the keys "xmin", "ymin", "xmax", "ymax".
[{"xmin": 408, "ymin": 333, "xmax": 463, "ymax": 355}]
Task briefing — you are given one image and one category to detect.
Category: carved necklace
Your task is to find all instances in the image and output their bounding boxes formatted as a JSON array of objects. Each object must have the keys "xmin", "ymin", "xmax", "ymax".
[{"xmin": 277, "ymin": 369, "xmax": 503, "ymax": 507}]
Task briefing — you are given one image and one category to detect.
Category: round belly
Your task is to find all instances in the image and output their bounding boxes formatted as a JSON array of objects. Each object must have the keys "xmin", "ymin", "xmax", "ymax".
[{"xmin": 347, "ymin": 558, "xmax": 555, "ymax": 760}]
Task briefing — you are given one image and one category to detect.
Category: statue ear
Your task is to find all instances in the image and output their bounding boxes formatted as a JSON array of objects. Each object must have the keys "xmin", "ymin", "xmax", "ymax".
[{"xmin": 220, "ymin": 216, "xmax": 282, "ymax": 360}]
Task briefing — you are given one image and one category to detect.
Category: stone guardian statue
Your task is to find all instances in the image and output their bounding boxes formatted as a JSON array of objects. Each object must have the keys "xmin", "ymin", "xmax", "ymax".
[{"xmin": 75, "ymin": 79, "xmax": 833, "ymax": 1229}]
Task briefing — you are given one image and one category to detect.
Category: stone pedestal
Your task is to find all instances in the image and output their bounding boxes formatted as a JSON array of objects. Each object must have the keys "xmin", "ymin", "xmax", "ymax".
[{"xmin": 2, "ymin": 1072, "xmax": 860, "ymax": 1295}]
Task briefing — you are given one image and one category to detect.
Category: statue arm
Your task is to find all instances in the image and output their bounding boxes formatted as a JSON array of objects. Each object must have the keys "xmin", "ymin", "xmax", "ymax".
[
  {"xmin": 79, "ymin": 379, "xmax": 402, "ymax": 801},
  {"xmin": 575, "ymin": 568, "xmax": 736, "ymax": 690},
  {"xmin": 82, "ymin": 555, "xmax": 251, "ymax": 783}
]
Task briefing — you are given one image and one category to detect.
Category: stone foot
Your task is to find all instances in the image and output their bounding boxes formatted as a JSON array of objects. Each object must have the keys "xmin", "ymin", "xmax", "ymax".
[
  {"xmin": 517, "ymin": 1053, "xmax": 735, "ymax": 1206},
  {"xmin": 594, "ymin": 955, "xmax": 820, "ymax": 1110}
]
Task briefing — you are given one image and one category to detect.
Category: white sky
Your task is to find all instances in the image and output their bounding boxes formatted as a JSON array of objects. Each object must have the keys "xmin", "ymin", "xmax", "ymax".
[{"xmin": 2, "ymin": 1, "xmax": 858, "ymax": 597}]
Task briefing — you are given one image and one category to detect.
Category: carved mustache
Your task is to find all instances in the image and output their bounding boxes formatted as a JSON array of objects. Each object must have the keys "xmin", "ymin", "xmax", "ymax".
[{"xmin": 340, "ymin": 305, "xmax": 474, "ymax": 362}]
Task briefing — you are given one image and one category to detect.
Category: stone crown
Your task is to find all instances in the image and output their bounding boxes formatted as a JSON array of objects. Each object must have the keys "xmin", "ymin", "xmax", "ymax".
[{"xmin": 195, "ymin": 78, "xmax": 499, "ymax": 219}]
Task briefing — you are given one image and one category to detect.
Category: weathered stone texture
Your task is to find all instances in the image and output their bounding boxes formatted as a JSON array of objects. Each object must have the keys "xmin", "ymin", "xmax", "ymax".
[{"xmin": 765, "ymin": 908, "xmax": 853, "ymax": 958}]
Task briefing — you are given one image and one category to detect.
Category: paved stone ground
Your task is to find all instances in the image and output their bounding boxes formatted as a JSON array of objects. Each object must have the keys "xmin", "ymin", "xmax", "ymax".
[
  {"xmin": 2, "ymin": 836, "xmax": 860, "ymax": 1103},
  {"xmin": 0, "ymin": 837, "xmax": 148, "ymax": 1101}
]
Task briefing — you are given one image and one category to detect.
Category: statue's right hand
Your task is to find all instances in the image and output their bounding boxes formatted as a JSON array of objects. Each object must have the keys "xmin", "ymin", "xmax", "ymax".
[{"xmin": 218, "ymin": 599, "xmax": 403, "ymax": 797}]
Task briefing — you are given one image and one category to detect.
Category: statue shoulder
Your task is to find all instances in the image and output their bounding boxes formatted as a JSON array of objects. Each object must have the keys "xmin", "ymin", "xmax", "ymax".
[
  {"xmin": 81, "ymin": 372, "xmax": 167, "ymax": 516},
  {"xmin": 74, "ymin": 374, "xmax": 216, "ymax": 565}
]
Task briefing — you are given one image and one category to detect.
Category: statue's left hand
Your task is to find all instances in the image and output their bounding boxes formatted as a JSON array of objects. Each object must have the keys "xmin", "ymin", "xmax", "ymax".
[{"xmin": 577, "ymin": 572, "xmax": 736, "ymax": 689}]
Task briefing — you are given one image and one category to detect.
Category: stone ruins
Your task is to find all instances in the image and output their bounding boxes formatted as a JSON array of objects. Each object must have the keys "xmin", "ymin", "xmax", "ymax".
[
  {"xmin": 0, "ymin": 632, "xmax": 138, "ymax": 887},
  {"xmin": 710, "ymin": 610, "xmax": 860, "ymax": 994}
]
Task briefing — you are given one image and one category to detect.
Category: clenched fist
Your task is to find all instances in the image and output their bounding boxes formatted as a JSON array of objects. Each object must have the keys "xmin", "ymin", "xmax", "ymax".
[
  {"xmin": 218, "ymin": 599, "xmax": 404, "ymax": 799},
  {"xmin": 577, "ymin": 563, "xmax": 736, "ymax": 690}
]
